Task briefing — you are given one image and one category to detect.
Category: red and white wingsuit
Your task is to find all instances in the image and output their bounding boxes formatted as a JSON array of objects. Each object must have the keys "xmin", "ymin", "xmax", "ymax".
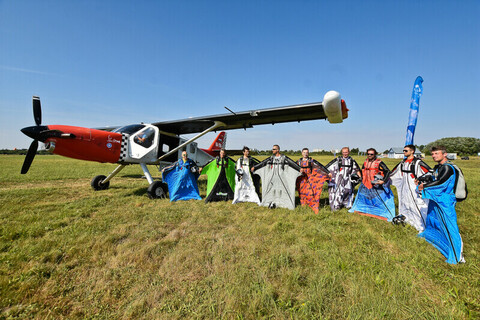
[
  {"xmin": 296, "ymin": 158, "xmax": 329, "ymax": 214},
  {"xmin": 390, "ymin": 157, "xmax": 431, "ymax": 232}
]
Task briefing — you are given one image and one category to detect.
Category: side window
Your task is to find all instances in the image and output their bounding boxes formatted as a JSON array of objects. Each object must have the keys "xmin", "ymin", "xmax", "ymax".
[
  {"xmin": 133, "ymin": 127, "xmax": 155, "ymax": 148},
  {"xmin": 190, "ymin": 144, "xmax": 196, "ymax": 154}
]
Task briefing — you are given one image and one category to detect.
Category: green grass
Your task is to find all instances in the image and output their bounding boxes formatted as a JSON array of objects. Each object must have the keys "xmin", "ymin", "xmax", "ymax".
[{"xmin": 1, "ymin": 155, "xmax": 479, "ymax": 319}]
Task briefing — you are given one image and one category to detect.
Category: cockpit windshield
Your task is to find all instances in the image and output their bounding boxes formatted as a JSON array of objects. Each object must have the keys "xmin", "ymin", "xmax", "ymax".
[
  {"xmin": 133, "ymin": 127, "xmax": 156, "ymax": 148},
  {"xmin": 112, "ymin": 124, "xmax": 145, "ymax": 135}
]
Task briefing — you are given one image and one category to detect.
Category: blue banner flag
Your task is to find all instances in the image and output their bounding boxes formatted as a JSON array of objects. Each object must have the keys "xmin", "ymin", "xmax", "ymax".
[{"xmin": 405, "ymin": 76, "xmax": 423, "ymax": 146}]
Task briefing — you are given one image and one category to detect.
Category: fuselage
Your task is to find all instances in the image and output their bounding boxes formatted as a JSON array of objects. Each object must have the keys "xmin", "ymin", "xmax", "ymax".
[{"xmin": 21, "ymin": 123, "xmax": 216, "ymax": 167}]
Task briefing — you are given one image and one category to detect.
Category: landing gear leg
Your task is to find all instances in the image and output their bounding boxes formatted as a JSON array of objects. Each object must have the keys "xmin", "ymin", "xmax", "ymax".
[
  {"xmin": 90, "ymin": 164, "xmax": 126, "ymax": 191},
  {"xmin": 140, "ymin": 163, "xmax": 154, "ymax": 184}
]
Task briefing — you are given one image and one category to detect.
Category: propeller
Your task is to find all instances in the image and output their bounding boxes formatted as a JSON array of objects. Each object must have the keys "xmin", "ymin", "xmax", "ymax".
[
  {"xmin": 21, "ymin": 140, "xmax": 38, "ymax": 174},
  {"xmin": 20, "ymin": 96, "xmax": 43, "ymax": 174},
  {"xmin": 33, "ymin": 96, "xmax": 42, "ymax": 126}
]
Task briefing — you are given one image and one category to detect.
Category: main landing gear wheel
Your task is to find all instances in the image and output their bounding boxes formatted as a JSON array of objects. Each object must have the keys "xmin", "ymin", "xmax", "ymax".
[
  {"xmin": 147, "ymin": 181, "xmax": 167, "ymax": 199},
  {"xmin": 91, "ymin": 175, "xmax": 110, "ymax": 191}
]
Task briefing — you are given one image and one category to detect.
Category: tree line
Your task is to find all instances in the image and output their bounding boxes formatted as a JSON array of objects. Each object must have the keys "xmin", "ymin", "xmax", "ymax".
[
  {"xmin": 421, "ymin": 137, "xmax": 480, "ymax": 156},
  {"xmin": 0, "ymin": 149, "xmax": 52, "ymax": 155},
  {"xmin": 2, "ymin": 137, "xmax": 478, "ymax": 156},
  {"xmin": 246, "ymin": 137, "xmax": 480, "ymax": 156}
]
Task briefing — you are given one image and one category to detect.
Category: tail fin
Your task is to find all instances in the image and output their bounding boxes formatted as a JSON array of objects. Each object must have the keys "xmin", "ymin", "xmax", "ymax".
[
  {"xmin": 207, "ymin": 131, "xmax": 226, "ymax": 152},
  {"xmin": 199, "ymin": 132, "xmax": 227, "ymax": 157}
]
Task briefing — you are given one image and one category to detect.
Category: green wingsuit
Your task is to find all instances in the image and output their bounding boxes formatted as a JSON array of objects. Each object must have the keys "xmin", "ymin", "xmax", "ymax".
[{"xmin": 201, "ymin": 156, "xmax": 236, "ymax": 203}]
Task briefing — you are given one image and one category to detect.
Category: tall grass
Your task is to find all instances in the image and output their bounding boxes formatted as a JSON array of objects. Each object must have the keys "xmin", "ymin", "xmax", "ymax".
[{"xmin": 1, "ymin": 155, "xmax": 479, "ymax": 319}]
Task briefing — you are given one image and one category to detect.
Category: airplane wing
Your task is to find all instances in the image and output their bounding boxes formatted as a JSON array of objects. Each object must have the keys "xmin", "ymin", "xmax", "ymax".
[{"xmin": 152, "ymin": 91, "xmax": 348, "ymax": 135}]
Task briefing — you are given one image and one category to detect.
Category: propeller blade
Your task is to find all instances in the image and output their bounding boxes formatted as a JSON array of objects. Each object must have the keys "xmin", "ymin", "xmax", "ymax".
[
  {"xmin": 33, "ymin": 96, "xmax": 42, "ymax": 126},
  {"xmin": 21, "ymin": 140, "xmax": 38, "ymax": 174}
]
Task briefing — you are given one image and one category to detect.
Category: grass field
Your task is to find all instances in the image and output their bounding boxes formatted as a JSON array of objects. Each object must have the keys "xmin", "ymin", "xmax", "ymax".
[{"xmin": 1, "ymin": 154, "xmax": 479, "ymax": 319}]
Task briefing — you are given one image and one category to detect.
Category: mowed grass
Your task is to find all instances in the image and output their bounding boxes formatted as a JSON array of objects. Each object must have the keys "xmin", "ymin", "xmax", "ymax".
[{"xmin": 1, "ymin": 155, "xmax": 479, "ymax": 319}]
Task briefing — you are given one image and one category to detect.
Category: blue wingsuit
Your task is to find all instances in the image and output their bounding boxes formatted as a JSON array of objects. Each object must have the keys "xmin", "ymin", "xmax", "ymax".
[
  {"xmin": 418, "ymin": 163, "xmax": 465, "ymax": 264},
  {"xmin": 162, "ymin": 158, "xmax": 202, "ymax": 202},
  {"xmin": 349, "ymin": 158, "xmax": 396, "ymax": 221}
]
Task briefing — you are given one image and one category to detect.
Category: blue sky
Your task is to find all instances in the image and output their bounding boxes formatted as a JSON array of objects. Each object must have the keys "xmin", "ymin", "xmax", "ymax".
[{"xmin": 1, "ymin": 0, "xmax": 479, "ymax": 152}]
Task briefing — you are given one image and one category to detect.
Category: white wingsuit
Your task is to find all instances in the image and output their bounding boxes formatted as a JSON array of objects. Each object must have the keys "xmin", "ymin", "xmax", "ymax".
[
  {"xmin": 254, "ymin": 155, "xmax": 301, "ymax": 210},
  {"xmin": 232, "ymin": 156, "xmax": 261, "ymax": 205},
  {"xmin": 390, "ymin": 157, "xmax": 431, "ymax": 232}
]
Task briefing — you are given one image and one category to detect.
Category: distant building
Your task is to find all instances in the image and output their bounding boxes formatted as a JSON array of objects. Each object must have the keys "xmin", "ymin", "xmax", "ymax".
[
  {"xmin": 312, "ymin": 148, "xmax": 324, "ymax": 153},
  {"xmin": 387, "ymin": 147, "xmax": 422, "ymax": 159},
  {"xmin": 446, "ymin": 153, "xmax": 457, "ymax": 160}
]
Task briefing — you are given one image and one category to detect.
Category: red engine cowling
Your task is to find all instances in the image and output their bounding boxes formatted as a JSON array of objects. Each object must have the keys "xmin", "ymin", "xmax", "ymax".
[{"xmin": 46, "ymin": 125, "xmax": 123, "ymax": 163}]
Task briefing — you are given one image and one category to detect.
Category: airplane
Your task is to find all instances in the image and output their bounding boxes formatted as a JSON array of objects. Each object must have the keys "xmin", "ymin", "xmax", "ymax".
[{"xmin": 20, "ymin": 90, "xmax": 348, "ymax": 198}]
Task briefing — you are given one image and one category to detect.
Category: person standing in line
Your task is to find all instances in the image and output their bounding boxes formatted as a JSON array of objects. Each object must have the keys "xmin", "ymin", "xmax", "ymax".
[
  {"xmin": 233, "ymin": 146, "xmax": 261, "ymax": 205},
  {"xmin": 162, "ymin": 150, "xmax": 202, "ymax": 201},
  {"xmin": 296, "ymin": 148, "xmax": 329, "ymax": 214},
  {"xmin": 200, "ymin": 149, "xmax": 236, "ymax": 203},
  {"xmin": 252, "ymin": 145, "xmax": 301, "ymax": 210},
  {"xmin": 417, "ymin": 146, "xmax": 465, "ymax": 264},
  {"xmin": 390, "ymin": 144, "xmax": 431, "ymax": 231},
  {"xmin": 349, "ymin": 148, "xmax": 396, "ymax": 221},
  {"xmin": 325, "ymin": 147, "xmax": 361, "ymax": 211}
]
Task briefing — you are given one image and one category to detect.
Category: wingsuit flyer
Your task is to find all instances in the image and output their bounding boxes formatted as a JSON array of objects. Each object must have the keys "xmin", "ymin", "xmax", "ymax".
[
  {"xmin": 201, "ymin": 155, "xmax": 236, "ymax": 203},
  {"xmin": 296, "ymin": 157, "xmax": 329, "ymax": 214},
  {"xmin": 233, "ymin": 156, "xmax": 261, "ymax": 205},
  {"xmin": 254, "ymin": 155, "xmax": 301, "ymax": 210},
  {"xmin": 162, "ymin": 157, "xmax": 202, "ymax": 202}
]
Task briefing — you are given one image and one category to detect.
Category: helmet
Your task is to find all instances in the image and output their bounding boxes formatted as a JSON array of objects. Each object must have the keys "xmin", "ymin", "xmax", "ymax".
[
  {"xmin": 392, "ymin": 215, "xmax": 406, "ymax": 226},
  {"xmin": 372, "ymin": 174, "xmax": 384, "ymax": 184},
  {"xmin": 350, "ymin": 173, "xmax": 360, "ymax": 184}
]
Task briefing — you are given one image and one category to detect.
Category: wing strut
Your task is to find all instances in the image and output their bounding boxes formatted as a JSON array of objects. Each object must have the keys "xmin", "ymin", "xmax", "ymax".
[{"xmin": 155, "ymin": 121, "xmax": 225, "ymax": 164}]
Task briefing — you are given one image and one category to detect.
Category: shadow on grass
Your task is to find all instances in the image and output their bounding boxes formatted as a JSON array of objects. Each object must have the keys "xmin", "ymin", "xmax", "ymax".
[
  {"xmin": 319, "ymin": 197, "xmax": 330, "ymax": 207},
  {"xmin": 121, "ymin": 174, "xmax": 150, "ymax": 179},
  {"xmin": 132, "ymin": 187, "xmax": 148, "ymax": 196}
]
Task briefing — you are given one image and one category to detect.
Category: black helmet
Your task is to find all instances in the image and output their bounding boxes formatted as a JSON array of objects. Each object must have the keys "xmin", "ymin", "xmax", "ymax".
[{"xmin": 350, "ymin": 173, "xmax": 360, "ymax": 184}]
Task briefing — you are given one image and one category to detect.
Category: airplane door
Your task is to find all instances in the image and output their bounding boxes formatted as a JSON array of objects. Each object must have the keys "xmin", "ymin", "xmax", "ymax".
[
  {"xmin": 157, "ymin": 133, "xmax": 181, "ymax": 163},
  {"xmin": 128, "ymin": 126, "xmax": 159, "ymax": 162}
]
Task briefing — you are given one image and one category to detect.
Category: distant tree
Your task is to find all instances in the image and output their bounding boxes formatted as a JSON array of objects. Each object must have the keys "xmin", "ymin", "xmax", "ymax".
[
  {"xmin": 424, "ymin": 137, "xmax": 480, "ymax": 156},
  {"xmin": 250, "ymin": 149, "xmax": 260, "ymax": 155},
  {"xmin": 311, "ymin": 150, "xmax": 333, "ymax": 156},
  {"xmin": 0, "ymin": 149, "xmax": 52, "ymax": 155},
  {"xmin": 416, "ymin": 144, "xmax": 425, "ymax": 152},
  {"xmin": 350, "ymin": 148, "xmax": 359, "ymax": 155},
  {"xmin": 1, "ymin": 149, "xmax": 27, "ymax": 155}
]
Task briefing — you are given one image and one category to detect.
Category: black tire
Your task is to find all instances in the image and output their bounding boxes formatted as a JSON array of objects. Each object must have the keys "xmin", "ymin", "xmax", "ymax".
[
  {"xmin": 147, "ymin": 181, "xmax": 168, "ymax": 199},
  {"xmin": 91, "ymin": 175, "xmax": 110, "ymax": 191}
]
